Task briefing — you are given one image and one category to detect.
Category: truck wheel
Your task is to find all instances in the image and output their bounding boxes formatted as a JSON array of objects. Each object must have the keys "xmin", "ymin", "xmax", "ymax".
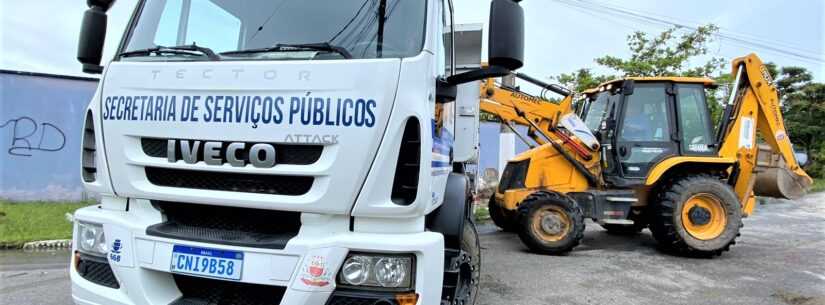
[
  {"xmin": 516, "ymin": 191, "xmax": 584, "ymax": 255},
  {"xmin": 459, "ymin": 219, "xmax": 480, "ymax": 305},
  {"xmin": 649, "ymin": 175, "xmax": 743, "ymax": 257},
  {"xmin": 488, "ymin": 196, "xmax": 517, "ymax": 232},
  {"xmin": 445, "ymin": 218, "xmax": 480, "ymax": 305}
]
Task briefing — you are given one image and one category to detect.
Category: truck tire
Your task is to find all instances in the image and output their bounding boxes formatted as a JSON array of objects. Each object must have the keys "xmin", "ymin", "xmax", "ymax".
[
  {"xmin": 459, "ymin": 218, "xmax": 481, "ymax": 305},
  {"xmin": 516, "ymin": 191, "xmax": 584, "ymax": 255},
  {"xmin": 649, "ymin": 175, "xmax": 743, "ymax": 257},
  {"xmin": 488, "ymin": 195, "xmax": 517, "ymax": 232},
  {"xmin": 443, "ymin": 217, "xmax": 480, "ymax": 305}
]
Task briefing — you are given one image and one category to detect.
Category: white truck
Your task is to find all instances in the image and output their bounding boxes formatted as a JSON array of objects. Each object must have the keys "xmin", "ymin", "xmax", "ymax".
[{"xmin": 71, "ymin": 1, "xmax": 524, "ymax": 304}]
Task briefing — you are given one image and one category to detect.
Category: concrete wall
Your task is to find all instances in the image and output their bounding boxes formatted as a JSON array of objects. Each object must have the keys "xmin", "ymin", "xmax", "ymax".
[
  {"xmin": 0, "ymin": 70, "xmax": 98, "ymax": 201},
  {"xmin": 478, "ymin": 122, "xmax": 532, "ymax": 177}
]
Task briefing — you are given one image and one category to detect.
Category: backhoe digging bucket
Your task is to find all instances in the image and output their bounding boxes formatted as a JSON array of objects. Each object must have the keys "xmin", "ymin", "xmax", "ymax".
[{"xmin": 753, "ymin": 145, "xmax": 812, "ymax": 200}]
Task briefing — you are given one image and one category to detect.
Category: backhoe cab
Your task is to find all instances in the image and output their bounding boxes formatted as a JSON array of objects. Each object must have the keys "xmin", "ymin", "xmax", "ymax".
[{"xmin": 487, "ymin": 54, "xmax": 812, "ymax": 257}]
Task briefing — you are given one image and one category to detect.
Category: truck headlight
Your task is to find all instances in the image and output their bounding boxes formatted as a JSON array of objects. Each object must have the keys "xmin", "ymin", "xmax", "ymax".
[
  {"xmin": 338, "ymin": 253, "xmax": 414, "ymax": 290},
  {"xmin": 77, "ymin": 222, "xmax": 107, "ymax": 256}
]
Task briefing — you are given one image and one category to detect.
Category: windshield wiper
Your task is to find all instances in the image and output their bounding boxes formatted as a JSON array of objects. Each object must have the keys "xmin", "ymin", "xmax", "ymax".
[
  {"xmin": 119, "ymin": 43, "xmax": 220, "ymax": 61},
  {"xmin": 220, "ymin": 42, "xmax": 352, "ymax": 59}
]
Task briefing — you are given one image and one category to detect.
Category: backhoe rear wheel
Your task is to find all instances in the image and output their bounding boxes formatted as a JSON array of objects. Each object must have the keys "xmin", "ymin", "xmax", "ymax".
[
  {"xmin": 488, "ymin": 195, "xmax": 518, "ymax": 232},
  {"xmin": 517, "ymin": 191, "xmax": 584, "ymax": 255},
  {"xmin": 649, "ymin": 175, "xmax": 742, "ymax": 257}
]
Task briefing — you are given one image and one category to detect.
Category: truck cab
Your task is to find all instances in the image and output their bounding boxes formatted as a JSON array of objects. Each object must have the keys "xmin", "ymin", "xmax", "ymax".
[{"xmin": 70, "ymin": 1, "xmax": 524, "ymax": 304}]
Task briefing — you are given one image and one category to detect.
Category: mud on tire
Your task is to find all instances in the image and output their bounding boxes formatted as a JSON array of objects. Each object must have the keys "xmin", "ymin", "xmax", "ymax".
[
  {"xmin": 516, "ymin": 191, "xmax": 585, "ymax": 255},
  {"xmin": 649, "ymin": 175, "xmax": 743, "ymax": 257}
]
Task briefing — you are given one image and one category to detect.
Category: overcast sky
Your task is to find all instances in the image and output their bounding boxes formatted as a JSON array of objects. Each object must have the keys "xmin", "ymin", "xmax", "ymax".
[{"xmin": 2, "ymin": 0, "xmax": 823, "ymax": 84}]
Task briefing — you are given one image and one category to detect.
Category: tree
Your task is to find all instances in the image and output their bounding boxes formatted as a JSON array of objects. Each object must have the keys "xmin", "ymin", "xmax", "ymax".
[
  {"xmin": 595, "ymin": 25, "xmax": 726, "ymax": 77},
  {"xmin": 555, "ymin": 68, "xmax": 613, "ymax": 93},
  {"xmin": 555, "ymin": 25, "xmax": 728, "ymax": 122},
  {"xmin": 554, "ymin": 25, "xmax": 727, "ymax": 91}
]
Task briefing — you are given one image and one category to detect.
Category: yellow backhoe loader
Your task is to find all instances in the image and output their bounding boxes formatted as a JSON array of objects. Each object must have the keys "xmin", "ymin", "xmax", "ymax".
[{"xmin": 483, "ymin": 53, "xmax": 812, "ymax": 256}]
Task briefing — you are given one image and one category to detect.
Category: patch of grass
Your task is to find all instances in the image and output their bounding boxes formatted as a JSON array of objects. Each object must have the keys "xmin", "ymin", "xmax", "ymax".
[
  {"xmin": 810, "ymin": 179, "xmax": 825, "ymax": 193},
  {"xmin": 474, "ymin": 204, "xmax": 490, "ymax": 222},
  {"xmin": 0, "ymin": 200, "xmax": 94, "ymax": 248}
]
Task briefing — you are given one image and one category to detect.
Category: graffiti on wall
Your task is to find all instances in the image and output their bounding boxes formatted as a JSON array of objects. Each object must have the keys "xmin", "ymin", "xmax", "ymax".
[{"xmin": 1, "ymin": 116, "xmax": 66, "ymax": 157}]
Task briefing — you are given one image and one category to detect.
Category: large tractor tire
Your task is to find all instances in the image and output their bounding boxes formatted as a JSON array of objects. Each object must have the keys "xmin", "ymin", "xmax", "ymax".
[
  {"xmin": 488, "ymin": 196, "xmax": 518, "ymax": 232},
  {"xmin": 516, "ymin": 191, "xmax": 585, "ymax": 255},
  {"xmin": 649, "ymin": 175, "xmax": 743, "ymax": 257}
]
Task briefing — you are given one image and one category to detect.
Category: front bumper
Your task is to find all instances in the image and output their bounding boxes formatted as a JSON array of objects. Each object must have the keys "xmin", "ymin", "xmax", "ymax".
[{"xmin": 70, "ymin": 199, "xmax": 444, "ymax": 305}]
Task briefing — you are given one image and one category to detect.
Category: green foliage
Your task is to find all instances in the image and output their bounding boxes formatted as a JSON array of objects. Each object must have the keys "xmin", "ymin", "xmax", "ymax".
[
  {"xmin": 810, "ymin": 179, "xmax": 825, "ymax": 193},
  {"xmin": 0, "ymin": 200, "xmax": 93, "ymax": 248},
  {"xmin": 593, "ymin": 25, "xmax": 726, "ymax": 78},
  {"xmin": 767, "ymin": 65, "xmax": 825, "ymax": 178},
  {"xmin": 555, "ymin": 68, "xmax": 613, "ymax": 93}
]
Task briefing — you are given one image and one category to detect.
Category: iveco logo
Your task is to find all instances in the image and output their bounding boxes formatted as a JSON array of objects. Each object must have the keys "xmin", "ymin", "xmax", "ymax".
[{"xmin": 167, "ymin": 139, "xmax": 276, "ymax": 168}]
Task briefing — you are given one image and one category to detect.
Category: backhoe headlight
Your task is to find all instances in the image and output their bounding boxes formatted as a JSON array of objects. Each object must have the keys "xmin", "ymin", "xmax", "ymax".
[
  {"xmin": 77, "ymin": 222, "xmax": 107, "ymax": 256},
  {"xmin": 338, "ymin": 253, "xmax": 414, "ymax": 290}
]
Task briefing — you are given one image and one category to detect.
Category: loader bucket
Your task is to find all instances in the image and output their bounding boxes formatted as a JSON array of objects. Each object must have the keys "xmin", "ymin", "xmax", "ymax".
[{"xmin": 753, "ymin": 145, "xmax": 813, "ymax": 200}]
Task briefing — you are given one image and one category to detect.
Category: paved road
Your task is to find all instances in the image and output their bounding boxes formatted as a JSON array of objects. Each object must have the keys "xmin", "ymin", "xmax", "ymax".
[
  {"xmin": 2, "ymin": 194, "xmax": 823, "ymax": 305},
  {"xmin": 477, "ymin": 193, "xmax": 825, "ymax": 305}
]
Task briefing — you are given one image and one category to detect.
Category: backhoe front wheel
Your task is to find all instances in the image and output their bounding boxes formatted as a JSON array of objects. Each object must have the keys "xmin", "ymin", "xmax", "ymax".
[
  {"xmin": 650, "ymin": 175, "xmax": 742, "ymax": 257},
  {"xmin": 488, "ymin": 195, "xmax": 518, "ymax": 232},
  {"xmin": 517, "ymin": 191, "xmax": 585, "ymax": 255}
]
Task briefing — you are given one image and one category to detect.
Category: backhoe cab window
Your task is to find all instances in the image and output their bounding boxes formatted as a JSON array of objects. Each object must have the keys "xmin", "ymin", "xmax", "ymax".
[
  {"xmin": 583, "ymin": 92, "xmax": 610, "ymax": 131},
  {"xmin": 619, "ymin": 85, "xmax": 670, "ymax": 142},
  {"xmin": 677, "ymin": 84, "xmax": 714, "ymax": 153},
  {"xmin": 123, "ymin": 0, "xmax": 427, "ymax": 61}
]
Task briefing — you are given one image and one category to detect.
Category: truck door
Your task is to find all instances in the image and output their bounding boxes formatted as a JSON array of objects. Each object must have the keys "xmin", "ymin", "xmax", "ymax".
[{"xmin": 614, "ymin": 83, "xmax": 678, "ymax": 179}]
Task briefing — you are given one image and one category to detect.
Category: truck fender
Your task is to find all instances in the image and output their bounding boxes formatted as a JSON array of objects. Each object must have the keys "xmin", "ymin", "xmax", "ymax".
[{"xmin": 426, "ymin": 173, "xmax": 472, "ymax": 250}]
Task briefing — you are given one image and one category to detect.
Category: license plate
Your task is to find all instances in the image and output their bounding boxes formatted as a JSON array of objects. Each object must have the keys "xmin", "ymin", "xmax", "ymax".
[{"xmin": 170, "ymin": 245, "xmax": 243, "ymax": 281}]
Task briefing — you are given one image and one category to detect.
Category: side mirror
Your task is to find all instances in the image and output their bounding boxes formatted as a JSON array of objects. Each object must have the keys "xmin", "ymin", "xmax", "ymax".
[
  {"xmin": 622, "ymin": 80, "xmax": 635, "ymax": 95},
  {"xmin": 77, "ymin": 0, "xmax": 115, "ymax": 74},
  {"xmin": 488, "ymin": 0, "xmax": 524, "ymax": 71},
  {"xmin": 447, "ymin": 0, "xmax": 523, "ymax": 85}
]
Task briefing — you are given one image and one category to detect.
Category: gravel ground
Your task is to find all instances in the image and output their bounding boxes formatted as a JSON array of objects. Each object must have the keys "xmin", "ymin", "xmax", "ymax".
[{"xmin": 1, "ymin": 193, "xmax": 823, "ymax": 305}]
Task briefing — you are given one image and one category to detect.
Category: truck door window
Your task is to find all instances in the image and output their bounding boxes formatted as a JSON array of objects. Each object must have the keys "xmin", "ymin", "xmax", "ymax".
[
  {"xmin": 677, "ymin": 84, "xmax": 714, "ymax": 154},
  {"xmin": 439, "ymin": 0, "xmax": 455, "ymax": 77}
]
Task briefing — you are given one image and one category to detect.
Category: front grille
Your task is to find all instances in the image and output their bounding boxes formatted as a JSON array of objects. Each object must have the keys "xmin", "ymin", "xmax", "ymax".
[
  {"xmin": 145, "ymin": 167, "xmax": 313, "ymax": 196},
  {"xmin": 141, "ymin": 138, "xmax": 323, "ymax": 165},
  {"xmin": 147, "ymin": 201, "xmax": 301, "ymax": 249},
  {"xmin": 170, "ymin": 274, "xmax": 286, "ymax": 305},
  {"xmin": 76, "ymin": 253, "xmax": 119, "ymax": 289},
  {"xmin": 326, "ymin": 290, "xmax": 404, "ymax": 305}
]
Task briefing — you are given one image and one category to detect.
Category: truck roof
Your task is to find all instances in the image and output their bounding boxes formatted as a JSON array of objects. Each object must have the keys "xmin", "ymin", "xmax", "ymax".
[{"xmin": 582, "ymin": 77, "xmax": 716, "ymax": 94}]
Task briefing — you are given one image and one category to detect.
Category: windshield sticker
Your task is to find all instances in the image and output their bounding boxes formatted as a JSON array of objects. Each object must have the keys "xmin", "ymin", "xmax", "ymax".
[{"xmin": 101, "ymin": 95, "xmax": 376, "ymax": 129}]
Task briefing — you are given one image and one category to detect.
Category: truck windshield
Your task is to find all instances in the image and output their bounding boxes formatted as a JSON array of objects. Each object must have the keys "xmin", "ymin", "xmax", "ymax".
[{"xmin": 121, "ymin": 0, "xmax": 427, "ymax": 61}]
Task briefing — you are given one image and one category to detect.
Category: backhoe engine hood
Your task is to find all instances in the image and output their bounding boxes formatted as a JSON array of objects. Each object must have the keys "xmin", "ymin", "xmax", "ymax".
[{"xmin": 98, "ymin": 60, "xmax": 401, "ymax": 214}]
